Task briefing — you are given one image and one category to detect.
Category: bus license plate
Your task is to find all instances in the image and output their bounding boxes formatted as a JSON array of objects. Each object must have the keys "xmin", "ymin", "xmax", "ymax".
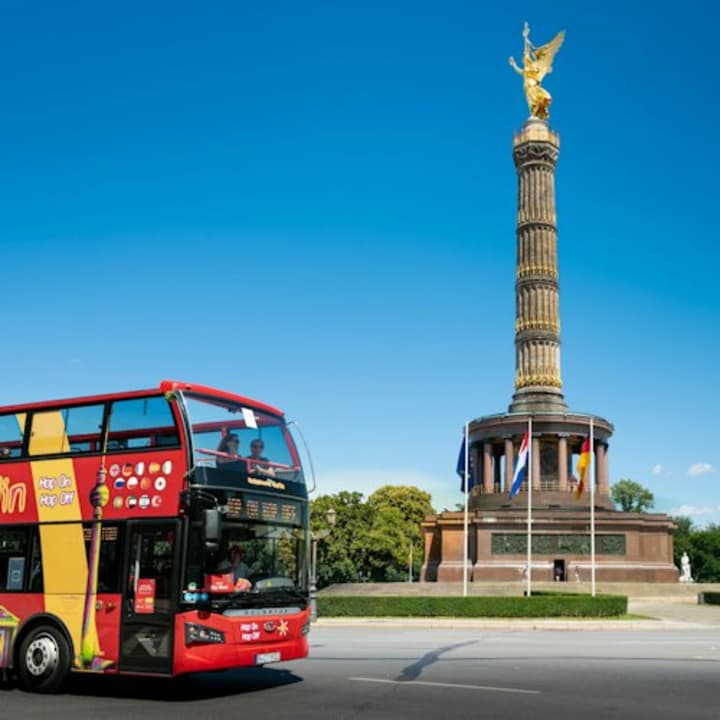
[{"xmin": 255, "ymin": 652, "xmax": 281, "ymax": 665}]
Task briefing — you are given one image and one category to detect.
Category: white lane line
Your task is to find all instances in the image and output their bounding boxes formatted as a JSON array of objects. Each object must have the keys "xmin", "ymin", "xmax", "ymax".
[{"xmin": 349, "ymin": 677, "xmax": 540, "ymax": 695}]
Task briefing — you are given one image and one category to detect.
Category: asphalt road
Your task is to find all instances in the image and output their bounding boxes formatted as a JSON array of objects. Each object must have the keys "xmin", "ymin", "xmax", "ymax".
[{"xmin": 2, "ymin": 625, "xmax": 719, "ymax": 719}]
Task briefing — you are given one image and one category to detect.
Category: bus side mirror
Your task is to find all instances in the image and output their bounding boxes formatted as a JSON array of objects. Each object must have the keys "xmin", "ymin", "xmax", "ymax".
[{"xmin": 203, "ymin": 509, "xmax": 221, "ymax": 553}]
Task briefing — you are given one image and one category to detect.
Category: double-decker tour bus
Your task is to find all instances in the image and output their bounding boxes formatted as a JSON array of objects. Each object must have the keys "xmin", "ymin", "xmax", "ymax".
[{"xmin": 0, "ymin": 380, "xmax": 311, "ymax": 692}]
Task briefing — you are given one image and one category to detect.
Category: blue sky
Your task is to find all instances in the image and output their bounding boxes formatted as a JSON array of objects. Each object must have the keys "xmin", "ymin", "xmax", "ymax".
[{"xmin": 1, "ymin": 1, "xmax": 718, "ymax": 524}]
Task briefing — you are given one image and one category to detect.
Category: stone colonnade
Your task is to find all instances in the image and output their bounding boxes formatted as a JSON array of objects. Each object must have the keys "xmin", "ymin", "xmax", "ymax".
[
  {"xmin": 474, "ymin": 434, "xmax": 610, "ymax": 496},
  {"xmin": 467, "ymin": 413, "xmax": 615, "ymax": 510}
]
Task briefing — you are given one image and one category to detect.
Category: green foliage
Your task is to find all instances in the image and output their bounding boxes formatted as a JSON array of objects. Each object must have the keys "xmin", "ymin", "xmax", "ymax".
[
  {"xmin": 312, "ymin": 491, "xmax": 371, "ymax": 586},
  {"xmin": 610, "ymin": 479, "xmax": 654, "ymax": 513},
  {"xmin": 685, "ymin": 524, "xmax": 720, "ymax": 582},
  {"xmin": 671, "ymin": 515, "xmax": 694, "ymax": 569},
  {"xmin": 367, "ymin": 485, "xmax": 434, "ymax": 526},
  {"xmin": 317, "ymin": 594, "xmax": 628, "ymax": 618},
  {"xmin": 670, "ymin": 518, "xmax": 720, "ymax": 582},
  {"xmin": 311, "ymin": 486, "xmax": 434, "ymax": 587}
]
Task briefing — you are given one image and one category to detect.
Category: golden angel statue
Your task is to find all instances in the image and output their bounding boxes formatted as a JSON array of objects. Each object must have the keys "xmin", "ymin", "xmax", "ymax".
[{"xmin": 509, "ymin": 22, "xmax": 565, "ymax": 120}]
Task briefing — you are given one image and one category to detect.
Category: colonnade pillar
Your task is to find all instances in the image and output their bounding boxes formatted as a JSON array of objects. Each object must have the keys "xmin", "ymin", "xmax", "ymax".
[
  {"xmin": 596, "ymin": 443, "xmax": 609, "ymax": 495},
  {"xmin": 483, "ymin": 442, "xmax": 493, "ymax": 494},
  {"xmin": 531, "ymin": 436, "xmax": 541, "ymax": 490},
  {"xmin": 504, "ymin": 437, "xmax": 514, "ymax": 493},
  {"xmin": 558, "ymin": 435, "xmax": 568, "ymax": 491}
]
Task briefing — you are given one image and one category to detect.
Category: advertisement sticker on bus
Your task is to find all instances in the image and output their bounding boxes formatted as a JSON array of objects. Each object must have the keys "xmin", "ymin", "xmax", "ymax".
[{"xmin": 135, "ymin": 578, "xmax": 156, "ymax": 614}]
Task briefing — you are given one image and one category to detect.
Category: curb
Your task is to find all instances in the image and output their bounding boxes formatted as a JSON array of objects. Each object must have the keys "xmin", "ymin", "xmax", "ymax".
[{"xmin": 313, "ymin": 617, "xmax": 711, "ymax": 631}]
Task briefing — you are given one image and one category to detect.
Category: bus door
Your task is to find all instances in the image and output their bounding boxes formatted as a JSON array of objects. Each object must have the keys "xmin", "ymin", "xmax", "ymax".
[{"xmin": 119, "ymin": 520, "xmax": 179, "ymax": 674}]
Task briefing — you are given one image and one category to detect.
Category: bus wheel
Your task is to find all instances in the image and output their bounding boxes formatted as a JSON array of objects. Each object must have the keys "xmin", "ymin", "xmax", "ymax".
[{"xmin": 17, "ymin": 625, "xmax": 71, "ymax": 693}]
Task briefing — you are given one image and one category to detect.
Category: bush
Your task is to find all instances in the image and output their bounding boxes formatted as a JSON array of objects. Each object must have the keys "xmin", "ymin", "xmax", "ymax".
[
  {"xmin": 317, "ymin": 594, "xmax": 627, "ymax": 618},
  {"xmin": 699, "ymin": 592, "xmax": 720, "ymax": 606}
]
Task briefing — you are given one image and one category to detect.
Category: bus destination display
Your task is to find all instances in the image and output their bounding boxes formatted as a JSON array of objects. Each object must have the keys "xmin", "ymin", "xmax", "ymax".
[{"xmin": 226, "ymin": 494, "xmax": 301, "ymax": 525}]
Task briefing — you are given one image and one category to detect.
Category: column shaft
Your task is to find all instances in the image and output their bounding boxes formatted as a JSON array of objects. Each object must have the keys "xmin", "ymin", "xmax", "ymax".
[
  {"xmin": 483, "ymin": 443, "xmax": 493, "ymax": 494},
  {"xmin": 597, "ymin": 443, "xmax": 609, "ymax": 495},
  {"xmin": 504, "ymin": 438, "xmax": 514, "ymax": 493},
  {"xmin": 532, "ymin": 437, "xmax": 541, "ymax": 490},
  {"xmin": 558, "ymin": 436, "xmax": 568, "ymax": 491}
]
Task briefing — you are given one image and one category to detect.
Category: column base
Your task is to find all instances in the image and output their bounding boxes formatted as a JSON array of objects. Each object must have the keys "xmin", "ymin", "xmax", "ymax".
[{"xmin": 509, "ymin": 390, "xmax": 568, "ymax": 413}]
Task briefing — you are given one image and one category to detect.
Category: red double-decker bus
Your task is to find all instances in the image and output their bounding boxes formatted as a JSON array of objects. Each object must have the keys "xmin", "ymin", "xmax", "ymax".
[{"xmin": 0, "ymin": 380, "xmax": 311, "ymax": 692}]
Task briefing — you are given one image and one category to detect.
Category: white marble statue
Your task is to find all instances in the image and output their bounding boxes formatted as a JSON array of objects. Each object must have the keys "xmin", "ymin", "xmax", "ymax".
[{"xmin": 679, "ymin": 552, "xmax": 693, "ymax": 583}]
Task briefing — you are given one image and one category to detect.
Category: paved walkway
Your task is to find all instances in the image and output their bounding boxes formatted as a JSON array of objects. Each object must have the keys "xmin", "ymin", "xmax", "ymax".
[{"xmin": 629, "ymin": 599, "xmax": 720, "ymax": 627}]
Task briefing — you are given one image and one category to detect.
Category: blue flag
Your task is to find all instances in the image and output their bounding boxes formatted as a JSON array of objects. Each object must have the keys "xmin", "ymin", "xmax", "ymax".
[{"xmin": 456, "ymin": 438, "xmax": 475, "ymax": 493}]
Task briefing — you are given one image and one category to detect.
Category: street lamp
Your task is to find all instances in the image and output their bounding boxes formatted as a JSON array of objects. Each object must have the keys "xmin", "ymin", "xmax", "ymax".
[{"xmin": 310, "ymin": 507, "xmax": 336, "ymax": 622}]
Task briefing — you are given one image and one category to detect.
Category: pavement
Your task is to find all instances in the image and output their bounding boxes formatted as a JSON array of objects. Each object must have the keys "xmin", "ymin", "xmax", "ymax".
[{"xmin": 315, "ymin": 581, "xmax": 720, "ymax": 630}]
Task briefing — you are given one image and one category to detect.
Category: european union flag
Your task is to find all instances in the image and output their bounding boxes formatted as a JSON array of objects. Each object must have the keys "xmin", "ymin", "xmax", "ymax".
[{"xmin": 456, "ymin": 437, "xmax": 475, "ymax": 493}]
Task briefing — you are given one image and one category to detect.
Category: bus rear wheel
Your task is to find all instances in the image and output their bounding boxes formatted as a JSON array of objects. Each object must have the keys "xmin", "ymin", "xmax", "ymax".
[{"xmin": 17, "ymin": 625, "xmax": 71, "ymax": 693}]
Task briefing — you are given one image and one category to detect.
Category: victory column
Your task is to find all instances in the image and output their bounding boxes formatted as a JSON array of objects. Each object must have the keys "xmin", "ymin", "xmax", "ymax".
[{"xmin": 421, "ymin": 25, "xmax": 678, "ymax": 584}]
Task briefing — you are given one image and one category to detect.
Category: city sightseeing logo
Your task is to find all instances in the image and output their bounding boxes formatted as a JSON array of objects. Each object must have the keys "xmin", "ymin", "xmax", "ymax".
[{"xmin": 0, "ymin": 476, "xmax": 26, "ymax": 515}]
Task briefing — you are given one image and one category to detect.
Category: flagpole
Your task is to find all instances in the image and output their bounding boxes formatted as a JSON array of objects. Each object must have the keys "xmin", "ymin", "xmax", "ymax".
[
  {"xmin": 590, "ymin": 418, "xmax": 596, "ymax": 597},
  {"xmin": 526, "ymin": 416, "xmax": 533, "ymax": 598},
  {"xmin": 408, "ymin": 543, "xmax": 413, "ymax": 583},
  {"xmin": 463, "ymin": 421, "xmax": 469, "ymax": 598}
]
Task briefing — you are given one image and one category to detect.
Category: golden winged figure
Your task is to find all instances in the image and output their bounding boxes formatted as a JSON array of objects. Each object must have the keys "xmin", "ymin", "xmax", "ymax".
[{"xmin": 509, "ymin": 22, "xmax": 565, "ymax": 120}]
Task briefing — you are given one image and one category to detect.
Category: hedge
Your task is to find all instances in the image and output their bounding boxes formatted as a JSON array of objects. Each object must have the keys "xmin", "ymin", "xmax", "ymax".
[
  {"xmin": 317, "ymin": 594, "xmax": 627, "ymax": 618},
  {"xmin": 699, "ymin": 592, "xmax": 720, "ymax": 605}
]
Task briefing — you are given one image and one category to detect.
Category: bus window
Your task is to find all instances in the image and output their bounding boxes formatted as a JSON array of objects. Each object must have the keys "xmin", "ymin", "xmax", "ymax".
[
  {"xmin": 244, "ymin": 526, "xmax": 299, "ymax": 584},
  {"xmin": 28, "ymin": 530, "xmax": 43, "ymax": 592},
  {"xmin": 0, "ymin": 527, "xmax": 29, "ymax": 591},
  {"xmin": 28, "ymin": 404, "xmax": 104, "ymax": 457},
  {"xmin": 108, "ymin": 397, "xmax": 179, "ymax": 450},
  {"xmin": 184, "ymin": 525, "xmax": 204, "ymax": 591},
  {"xmin": 83, "ymin": 524, "xmax": 123, "ymax": 593},
  {"xmin": 127, "ymin": 525, "xmax": 176, "ymax": 614},
  {"xmin": 0, "ymin": 413, "xmax": 26, "ymax": 460},
  {"xmin": 182, "ymin": 395, "xmax": 302, "ymax": 482}
]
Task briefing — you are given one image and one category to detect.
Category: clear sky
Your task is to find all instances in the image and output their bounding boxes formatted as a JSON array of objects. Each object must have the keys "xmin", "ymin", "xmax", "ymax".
[{"xmin": 1, "ymin": 1, "xmax": 717, "ymax": 524}]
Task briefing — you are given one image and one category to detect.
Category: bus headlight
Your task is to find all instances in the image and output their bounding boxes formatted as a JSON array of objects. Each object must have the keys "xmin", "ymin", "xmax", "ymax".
[{"xmin": 185, "ymin": 623, "xmax": 225, "ymax": 646}]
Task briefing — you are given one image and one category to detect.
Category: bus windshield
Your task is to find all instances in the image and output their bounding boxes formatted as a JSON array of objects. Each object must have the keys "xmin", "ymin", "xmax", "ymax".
[
  {"xmin": 181, "ymin": 392, "xmax": 303, "ymax": 484},
  {"xmin": 185, "ymin": 520, "xmax": 308, "ymax": 611}
]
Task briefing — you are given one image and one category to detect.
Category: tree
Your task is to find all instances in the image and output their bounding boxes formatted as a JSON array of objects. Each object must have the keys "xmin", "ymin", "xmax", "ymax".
[
  {"xmin": 687, "ymin": 524, "xmax": 720, "ymax": 582},
  {"xmin": 311, "ymin": 491, "xmax": 371, "ymax": 587},
  {"xmin": 310, "ymin": 486, "xmax": 435, "ymax": 586},
  {"xmin": 367, "ymin": 485, "xmax": 434, "ymax": 580},
  {"xmin": 366, "ymin": 485, "xmax": 434, "ymax": 538},
  {"xmin": 671, "ymin": 515, "xmax": 694, "ymax": 570},
  {"xmin": 610, "ymin": 479, "xmax": 654, "ymax": 513}
]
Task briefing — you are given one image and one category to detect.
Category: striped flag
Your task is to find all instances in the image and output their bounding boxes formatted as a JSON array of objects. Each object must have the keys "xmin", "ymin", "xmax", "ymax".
[
  {"xmin": 575, "ymin": 437, "xmax": 591, "ymax": 500},
  {"xmin": 509, "ymin": 431, "xmax": 530, "ymax": 499}
]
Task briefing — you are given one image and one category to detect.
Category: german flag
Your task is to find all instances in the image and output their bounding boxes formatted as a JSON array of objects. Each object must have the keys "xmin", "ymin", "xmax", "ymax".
[{"xmin": 575, "ymin": 437, "xmax": 591, "ymax": 500}]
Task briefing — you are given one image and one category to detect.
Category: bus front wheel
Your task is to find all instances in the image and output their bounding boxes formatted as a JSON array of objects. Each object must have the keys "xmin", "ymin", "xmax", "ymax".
[{"xmin": 17, "ymin": 625, "xmax": 71, "ymax": 693}]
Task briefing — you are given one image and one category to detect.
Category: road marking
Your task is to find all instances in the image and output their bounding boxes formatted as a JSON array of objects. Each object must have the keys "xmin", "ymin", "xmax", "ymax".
[{"xmin": 349, "ymin": 677, "xmax": 540, "ymax": 694}]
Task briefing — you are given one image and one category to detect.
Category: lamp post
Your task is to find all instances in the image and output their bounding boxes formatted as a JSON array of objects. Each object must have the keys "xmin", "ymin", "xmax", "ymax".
[{"xmin": 310, "ymin": 507, "xmax": 336, "ymax": 622}]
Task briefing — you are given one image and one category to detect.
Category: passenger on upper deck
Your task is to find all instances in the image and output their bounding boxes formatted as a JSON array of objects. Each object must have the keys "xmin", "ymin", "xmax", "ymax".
[
  {"xmin": 247, "ymin": 438, "xmax": 275, "ymax": 477},
  {"xmin": 216, "ymin": 433, "xmax": 241, "ymax": 464}
]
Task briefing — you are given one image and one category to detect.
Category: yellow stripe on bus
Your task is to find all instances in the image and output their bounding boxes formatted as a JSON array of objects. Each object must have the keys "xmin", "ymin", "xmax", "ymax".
[{"xmin": 27, "ymin": 410, "xmax": 95, "ymax": 663}]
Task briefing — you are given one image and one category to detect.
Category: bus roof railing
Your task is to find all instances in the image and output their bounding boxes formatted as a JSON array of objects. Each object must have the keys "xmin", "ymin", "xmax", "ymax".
[{"xmin": 0, "ymin": 380, "xmax": 284, "ymax": 418}]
